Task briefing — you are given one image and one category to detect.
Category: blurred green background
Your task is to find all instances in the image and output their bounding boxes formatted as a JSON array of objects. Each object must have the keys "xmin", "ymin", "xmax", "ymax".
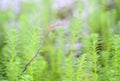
[{"xmin": 0, "ymin": 0, "xmax": 120, "ymax": 81}]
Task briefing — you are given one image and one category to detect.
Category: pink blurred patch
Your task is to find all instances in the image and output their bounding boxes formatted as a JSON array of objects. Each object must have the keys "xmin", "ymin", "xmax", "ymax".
[{"xmin": 48, "ymin": 20, "xmax": 69, "ymax": 30}]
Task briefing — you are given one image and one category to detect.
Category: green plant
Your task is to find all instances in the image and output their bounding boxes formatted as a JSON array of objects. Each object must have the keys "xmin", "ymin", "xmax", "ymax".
[{"xmin": 1, "ymin": 0, "xmax": 120, "ymax": 81}]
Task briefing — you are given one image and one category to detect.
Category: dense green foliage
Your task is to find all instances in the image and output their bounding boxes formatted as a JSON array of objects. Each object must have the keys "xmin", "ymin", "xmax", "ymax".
[{"xmin": 0, "ymin": 0, "xmax": 120, "ymax": 81}]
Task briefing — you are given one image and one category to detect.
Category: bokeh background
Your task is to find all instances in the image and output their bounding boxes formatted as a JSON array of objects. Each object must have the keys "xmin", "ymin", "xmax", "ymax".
[{"xmin": 1, "ymin": 0, "xmax": 120, "ymax": 81}]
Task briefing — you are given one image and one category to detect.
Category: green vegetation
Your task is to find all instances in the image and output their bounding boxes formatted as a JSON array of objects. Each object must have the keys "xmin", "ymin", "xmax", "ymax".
[{"xmin": 0, "ymin": 0, "xmax": 120, "ymax": 81}]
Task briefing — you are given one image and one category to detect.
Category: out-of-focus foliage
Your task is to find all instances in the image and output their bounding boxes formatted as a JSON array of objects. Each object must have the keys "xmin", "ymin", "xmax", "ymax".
[
  {"xmin": 0, "ymin": 11, "xmax": 9, "ymax": 48},
  {"xmin": 0, "ymin": 0, "xmax": 120, "ymax": 81}
]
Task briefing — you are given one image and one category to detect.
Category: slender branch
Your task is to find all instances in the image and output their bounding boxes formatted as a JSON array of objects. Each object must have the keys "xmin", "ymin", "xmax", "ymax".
[
  {"xmin": 22, "ymin": 21, "xmax": 63, "ymax": 72},
  {"xmin": 22, "ymin": 31, "xmax": 50, "ymax": 72}
]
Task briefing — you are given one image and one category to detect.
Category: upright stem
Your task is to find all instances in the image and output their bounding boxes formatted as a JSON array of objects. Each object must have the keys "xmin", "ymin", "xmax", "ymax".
[{"xmin": 22, "ymin": 31, "xmax": 50, "ymax": 72}]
